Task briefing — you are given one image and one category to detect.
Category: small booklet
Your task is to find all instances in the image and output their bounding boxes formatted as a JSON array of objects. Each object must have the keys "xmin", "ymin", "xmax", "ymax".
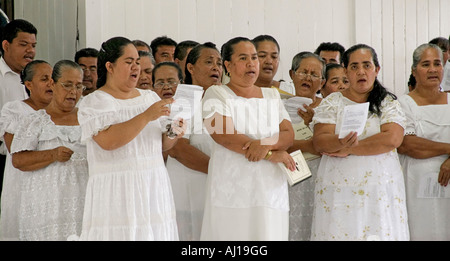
[{"xmin": 278, "ymin": 150, "xmax": 312, "ymax": 186}]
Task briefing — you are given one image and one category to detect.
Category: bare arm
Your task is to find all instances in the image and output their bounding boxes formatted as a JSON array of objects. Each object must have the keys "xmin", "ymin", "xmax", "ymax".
[
  {"xmin": 12, "ymin": 146, "xmax": 73, "ymax": 171},
  {"xmin": 168, "ymin": 138, "xmax": 210, "ymax": 174},
  {"xmin": 313, "ymin": 123, "xmax": 358, "ymax": 154},
  {"xmin": 93, "ymin": 98, "xmax": 173, "ymax": 150},
  {"xmin": 3, "ymin": 133, "xmax": 13, "ymax": 153},
  {"xmin": 398, "ymin": 135, "xmax": 450, "ymax": 159}
]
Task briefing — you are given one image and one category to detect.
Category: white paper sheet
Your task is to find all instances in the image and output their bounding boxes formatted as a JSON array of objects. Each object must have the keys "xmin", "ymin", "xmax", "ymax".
[
  {"xmin": 282, "ymin": 96, "xmax": 313, "ymax": 124},
  {"xmin": 170, "ymin": 84, "xmax": 204, "ymax": 120},
  {"xmin": 338, "ymin": 102, "xmax": 369, "ymax": 139},
  {"xmin": 417, "ymin": 172, "xmax": 450, "ymax": 198}
]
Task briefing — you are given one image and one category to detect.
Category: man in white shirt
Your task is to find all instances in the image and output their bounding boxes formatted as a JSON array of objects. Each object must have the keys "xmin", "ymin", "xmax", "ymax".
[{"xmin": 0, "ymin": 19, "xmax": 37, "ymax": 201}]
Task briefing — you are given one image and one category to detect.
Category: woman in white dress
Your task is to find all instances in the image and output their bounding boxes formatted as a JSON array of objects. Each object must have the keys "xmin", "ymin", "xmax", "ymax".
[
  {"xmin": 77, "ymin": 37, "xmax": 185, "ymax": 241},
  {"xmin": 285, "ymin": 52, "xmax": 325, "ymax": 241},
  {"xmin": 252, "ymin": 35, "xmax": 295, "ymax": 95},
  {"xmin": 200, "ymin": 37, "xmax": 295, "ymax": 241},
  {"xmin": 397, "ymin": 43, "xmax": 450, "ymax": 240},
  {"xmin": 310, "ymin": 44, "xmax": 409, "ymax": 241},
  {"xmin": 166, "ymin": 42, "xmax": 222, "ymax": 241},
  {"xmin": 0, "ymin": 60, "xmax": 53, "ymax": 241},
  {"xmin": 10, "ymin": 60, "xmax": 88, "ymax": 240}
]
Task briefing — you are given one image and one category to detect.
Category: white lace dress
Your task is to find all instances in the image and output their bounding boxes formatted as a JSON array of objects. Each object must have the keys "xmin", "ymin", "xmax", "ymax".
[
  {"xmin": 0, "ymin": 100, "xmax": 35, "ymax": 241},
  {"xmin": 310, "ymin": 92, "xmax": 409, "ymax": 241},
  {"xmin": 10, "ymin": 109, "xmax": 88, "ymax": 241},
  {"xmin": 200, "ymin": 85, "xmax": 290, "ymax": 241},
  {"xmin": 398, "ymin": 93, "xmax": 450, "ymax": 240},
  {"xmin": 166, "ymin": 121, "xmax": 213, "ymax": 241},
  {"xmin": 77, "ymin": 89, "xmax": 178, "ymax": 241}
]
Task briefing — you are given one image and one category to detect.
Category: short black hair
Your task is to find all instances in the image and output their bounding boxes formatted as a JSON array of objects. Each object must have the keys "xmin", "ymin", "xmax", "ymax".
[
  {"xmin": 74, "ymin": 48, "xmax": 99, "ymax": 63},
  {"xmin": 150, "ymin": 36, "xmax": 177, "ymax": 57},
  {"xmin": 152, "ymin": 61, "xmax": 183, "ymax": 85},
  {"xmin": 314, "ymin": 42, "xmax": 345, "ymax": 63},
  {"xmin": 174, "ymin": 40, "xmax": 198, "ymax": 61},
  {"xmin": 1, "ymin": 19, "xmax": 37, "ymax": 53}
]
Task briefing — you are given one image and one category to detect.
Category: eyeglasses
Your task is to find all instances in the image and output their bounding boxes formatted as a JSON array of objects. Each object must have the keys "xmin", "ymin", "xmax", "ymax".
[
  {"xmin": 59, "ymin": 82, "xmax": 86, "ymax": 92},
  {"xmin": 153, "ymin": 81, "xmax": 179, "ymax": 90},
  {"xmin": 295, "ymin": 72, "xmax": 322, "ymax": 81}
]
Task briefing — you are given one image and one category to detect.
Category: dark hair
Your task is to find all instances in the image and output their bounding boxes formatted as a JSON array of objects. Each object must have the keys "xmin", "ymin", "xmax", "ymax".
[
  {"xmin": 151, "ymin": 61, "xmax": 183, "ymax": 85},
  {"xmin": 74, "ymin": 48, "xmax": 99, "ymax": 63},
  {"xmin": 343, "ymin": 44, "xmax": 396, "ymax": 116},
  {"xmin": 97, "ymin": 36, "xmax": 133, "ymax": 88},
  {"xmin": 324, "ymin": 63, "xmax": 344, "ymax": 83},
  {"xmin": 184, "ymin": 42, "xmax": 220, "ymax": 84},
  {"xmin": 52, "ymin": 60, "xmax": 82, "ymax": 83},
  {"xmin": 429, "ymin": 37, "xmax": 449, "ymax": 53},
  {"xmin": 150, "ymin": 36, "xmax": 177, "ymax": 57},
  {"xmin": 221, "ymin": 36, "xmax": 254, "ymax": 74},
  {"xmin": 138, "ymin": 50, "xmax": 155, "ymax": 65},
  {"xmin": 252, "ymin": 35, "xmax": 280, "ymax": 53},
  {"xmin": 132, "ymin": 39, "xmax": 151, "ymax": 52},
  {"xmin": 174, "ymin": 40, "xmax": 199, "ymax": 61},
  {"xmin": 1, "ymin": 19, "xmax": 37, "ymax": 53},
  {"xmin": 314, "ymin": 42, "xmax": 345, "ymax": 64},
  {"xmin": 407, "ymin": 73, "xmax": 416, "ymax": 90},
  {"xmin": 20, "ymin": 60, "xmax": 50, "ymax": 96}
]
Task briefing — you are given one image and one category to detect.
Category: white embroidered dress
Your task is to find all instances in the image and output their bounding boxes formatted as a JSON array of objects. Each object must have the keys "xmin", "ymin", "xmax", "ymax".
[
  {"xmin": 398, "ymin": 93, "xmax": 450, "ymax": 240},
  {"xmin": 0, "ymin": 100, "xmax": 35, "ymax": 240},
  {"xmin": 10, "ymin": 109, "xmax": 88, "ymax": 241},
  {"xmin": 310, "ymin": 92, "xmax": 409, "ymax": 241},
  {"xmin": 200, "ymin": 85, "xmax": 290, "ymax": 241},
  {"xmin": 77, "ymin": 89, "xmax": 178, "ymax": 241}
]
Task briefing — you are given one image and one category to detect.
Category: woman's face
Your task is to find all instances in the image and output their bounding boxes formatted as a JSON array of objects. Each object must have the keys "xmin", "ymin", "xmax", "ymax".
[
  {"xmin": 137, "ymin": 56, "xmax": 154, "ymax": 90},
  {"xmin": 225, "ymin": 41, "xmax": 259, "ymax": 87},
  {"xmin": 321, "ymin": 67, "xmax": 349, "ymax": 98},
  {"xmin": 152, "ymin": 65, "xmax": 180, "ymax": 99},
  {"xmin": 52, "ymin": 68, "xmax": 83, "ymax": 110},
  {"xmin": 108, "ymin": 43, "xmax": 140, "ymax": 91},
  {"xmin": 187, "ymin": 48, "xmax": 222, "ymax": 89},
  {"xmin": 26, "ymin": 63, "xmax": 53, "ymax": 105},
  {"xmin": 256, "ymin": 40, "xmax": 280, "ymax": 83},
  {"xmin": 412, "ymin": 47, "xmax": 444, "ymax": 89},
  {"xmin": 290, "ymin": 57, "xmax": 324, "ymax": 99},
  {"xmin": 345, "ymin": 48, "xmax": 380, "ymax": 95}
]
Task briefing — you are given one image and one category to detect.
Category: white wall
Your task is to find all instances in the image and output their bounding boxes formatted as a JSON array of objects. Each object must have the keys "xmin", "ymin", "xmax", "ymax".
[{"xmin": 14, "ymin": 0, "xmax": 450, "ymax": 96}]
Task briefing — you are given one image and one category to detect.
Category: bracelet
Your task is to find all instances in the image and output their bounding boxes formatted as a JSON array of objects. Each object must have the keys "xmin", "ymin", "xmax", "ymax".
[{"xmin": 265, "ymin": 150, "xmax": 273, "ymax": 159}]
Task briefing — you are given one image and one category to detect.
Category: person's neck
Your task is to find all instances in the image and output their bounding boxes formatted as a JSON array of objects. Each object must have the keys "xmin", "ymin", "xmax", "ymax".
[
  {"xmin": 24, "ymin": 98, "xmax": 50, "ymax": 111},
  {"xmin": 102, "ymin": 81, "xmax": 138, "ymax": 100},
  {"xmin": 227, "ymin": 81, "xmax": 261, "ymax": 98},
  {"xmin": 3, "ymin": 56, "xmax": 22, "ymax": 74},
  {"xmin": 254, "ymin": 77, "xmax": 277, "ymax": 88},
  {"xmin": 410, "ymin": 85, "xmax": 444, "ymax": 105},
  {"xmin": 342, "ymin": 88, "xmax": 369, "ymax": 103}
]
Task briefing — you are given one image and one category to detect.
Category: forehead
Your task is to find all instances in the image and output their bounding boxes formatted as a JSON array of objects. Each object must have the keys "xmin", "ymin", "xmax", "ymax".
[
  {"xmin": 120, "ymin": 44, "xmax": 139, "ymax": 58},
  {"xmin": 233, "ymin": 41, "xmax": 256, "ymax": 55},
  {"xmin": 154, "ymin": 65, "xmax": 179, "ymax": 79},
  {"xmin": 256, "ymin": 41, "xmax": 279, "ymax": 52},
  {"xmin": 140, "ymin": 56, "xmax": 154, "ymax": 68},
  {"xmin": 420, "ymin": 47, "xmax": 442, "ymax": 61},
  {"xmin": 59, "ymin": 68, "xmax": 83, "ymax": 81},
  {"xmin": 78, "ymin": 56, "xmax": 97, "ymax": 66},
  {"xmin": 298, "ymin": 57, "xmax": 323, "ymax": 70},
  {"xmin": 320, "ymin": 50, "xmax": 340, "ymax": 59},
  {"xmin": 156, "ymin": 45, "xmax": 175, "ymax": 53},
  {"xmin": 348, "ymin": 48, "xmax": 373, "ymax": 63},
  {"xmin": 13, "ymin": 32, "xmax": 37, "ymax": 43},
  {"xmin": 199, "ymin": 48, "xmax": 221, "ymax": 59}
]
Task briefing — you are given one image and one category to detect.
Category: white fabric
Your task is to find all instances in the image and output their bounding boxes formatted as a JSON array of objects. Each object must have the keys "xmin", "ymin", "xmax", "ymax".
[
  {"xmin": 0, "ymin": 57, "xmax": 28, "ymax": 155},
  {"xmin": 279, "ymin": 81, "xmax": 296, "ymax": 95},
  {"xmin": 9, "ymin": 109, "xmax": 88, "ymax": 241},
  {"xmin": 77, "ymin": 89, "xmax": 178, "ymax": 241},
  {"xmin": 310, "ymin": 92, "xmax": 410, "ymax": 241},
  {"xmin": 398, "ymin": 93, "xmax": 450, "ymax": 241},
  {"xmin": 200, "ymin": 85, "xmax": 290, "ymax": 241},
  {"xmin": 0, "ymin": 100, "xmax": 35, "ymax": 240},
  {"xmin": 441, "ymin": 62, "xmax": 450, "ymax": 92},
  {"xmin": 166, "ymin": 123, "xmax": 213, "ymax": 241}
]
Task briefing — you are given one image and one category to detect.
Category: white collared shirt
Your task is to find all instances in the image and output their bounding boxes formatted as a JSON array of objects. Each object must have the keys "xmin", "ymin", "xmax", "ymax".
[
  {"xmin": 442, "ymin": 61, "xmax": 450, "ymax": 92},
  {"xmin": 0, "ymin": 56, "xmax": 28, "ymax": 154}
]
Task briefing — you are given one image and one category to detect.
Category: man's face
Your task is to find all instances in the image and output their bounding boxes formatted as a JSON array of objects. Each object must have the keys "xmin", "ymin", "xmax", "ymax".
[
  {"xmin": 319, "ymin": 50, "xmax": 341, "ymax": 65},
  {"xmin": 2, "ymin": 32, "xmax": 36, "ymax": 73},
  {"xmin": 77, "ymin": 56, "xmax": 98, "ymax": 95},
  {"xmin": 154, "ymin": 45, "xmax": 175, "ymax": 64}
]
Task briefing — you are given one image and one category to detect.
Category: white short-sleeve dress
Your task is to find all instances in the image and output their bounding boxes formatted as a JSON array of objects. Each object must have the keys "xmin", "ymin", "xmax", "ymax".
[
  {"xmin": 0, "ymin": 100, "xmax": 35, "ymax": 240},
  {"xmin": 166, "ymin": 120, "xmax": 213, "ymax": 241},
  {"xmin": 398, "ymin": 93, "xmax": 450, "ymax": 241},
  {"xmin": 310, "ymin": 92, "xmax": 409, "ymax": 241},
  {"xmin": 200, "ymin": 85, "xmax": 291, "ymax": 241},
  {"xmin": 77, "ymin": 89, "xmax": 178, "ymax": 241},
  {"xmin": 10, "ymin": 109, "xmax": 88, "ymax": 241}
]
